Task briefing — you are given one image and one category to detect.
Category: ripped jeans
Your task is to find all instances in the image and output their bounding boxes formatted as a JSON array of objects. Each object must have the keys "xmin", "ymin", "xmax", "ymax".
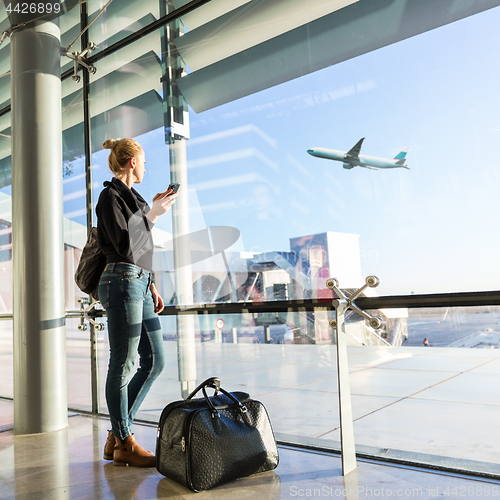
[{"xmin": 98, "ymin": 263, "xmax": 165, "ymax": 440}]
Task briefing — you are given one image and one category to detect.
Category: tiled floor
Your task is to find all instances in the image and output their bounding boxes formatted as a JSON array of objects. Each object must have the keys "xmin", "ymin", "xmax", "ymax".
[{"xmin": 0, "ymin": 399, "xmax": 499, "ymax": 500}]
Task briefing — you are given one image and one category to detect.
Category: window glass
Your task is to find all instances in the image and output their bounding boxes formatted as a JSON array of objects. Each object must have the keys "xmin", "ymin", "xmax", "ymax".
[
  {"xmin": 66, "ymin": 317, "xmax": 92, "ymax": 411},
  {"xmin": 61, "ymin": 79, "xmax": 88, "ymax": 310},
  {"xmin": 342, "ymin": 305, "xmax": 500, "ymax": 473},
  {"xmin": 88, "ymin": 0, "xmax": 159, "ymax": 56},
  {"xmin": 183, "ymin": 6, "xmax": 500, "ymax": 297},
  {"xmin": 89, "ymin": 27, "xmax": 178, "ymax": 302},
  {"xmin": 85, "ymin": 6, "xmax": 500, "ymax": 301},
  {"xmin": 0, "ymin": 63, "xmax": 10, "ymax": 399},
  {"xmin": 0, "ymin": 1, "xmax": 78, "ymax": 105},
  {"xmin": 83, "ymin": 3, "xmax": 500, "ymax": 477},
  {"xmin": 0, "ymin": 319, "xmax": 12, "ymax": 398},
  {"xmin": 59, "ymin": 1, "xmax": 83, "ymax": 74},
  {"xmin": 0, "ymin": 111, "xmax": 11, "ymax": 314},
  {"xmin": 0, "ymin": 1, "xmax": 10, "ymax": 110}
]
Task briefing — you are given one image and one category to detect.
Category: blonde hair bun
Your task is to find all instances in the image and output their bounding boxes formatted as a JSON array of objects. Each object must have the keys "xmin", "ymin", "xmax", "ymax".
[
  {"xmin": 103, "ymin": 137, "xmax": 143, "ymax": 175},
  {"xmin": 103, "ymin": 139, "xmax": 117, "ymax": 150}
]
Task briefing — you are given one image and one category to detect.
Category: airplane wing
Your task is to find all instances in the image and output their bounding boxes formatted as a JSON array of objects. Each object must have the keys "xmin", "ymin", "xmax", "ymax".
[{"xmin": 346, "ymin": 138, "xmax": 365, "ymax": 159}]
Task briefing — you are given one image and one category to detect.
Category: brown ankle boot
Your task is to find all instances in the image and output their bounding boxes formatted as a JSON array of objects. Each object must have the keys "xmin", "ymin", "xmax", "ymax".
[
  {"xmin": 103, "ymin": 430, "xmax": 116, "ymax": 460},
  {"xmin": 113, "ymin": 434, "xmax": 156, "ymax": 468}
]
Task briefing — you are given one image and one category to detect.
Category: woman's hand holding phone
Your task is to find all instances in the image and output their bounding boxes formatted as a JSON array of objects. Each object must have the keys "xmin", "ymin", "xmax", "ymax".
[
  {"xmin": 153, "ymin": 183, "xmax": 179, "ymax": 201},
  {"xmin": 148, "ymin": 183, "xmax": 180, "ymax": 223}
]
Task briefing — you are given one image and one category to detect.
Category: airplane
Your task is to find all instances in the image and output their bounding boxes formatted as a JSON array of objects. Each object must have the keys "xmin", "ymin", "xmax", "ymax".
[{"xmin": 307, "ymin": 138, "xmax": 409, "ymax": 170}]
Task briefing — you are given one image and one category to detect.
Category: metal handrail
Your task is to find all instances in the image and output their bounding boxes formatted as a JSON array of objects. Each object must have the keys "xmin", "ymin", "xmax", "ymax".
[{"xmin": 4, "ymin": 288, "xmax": 500, "ymax": 322}]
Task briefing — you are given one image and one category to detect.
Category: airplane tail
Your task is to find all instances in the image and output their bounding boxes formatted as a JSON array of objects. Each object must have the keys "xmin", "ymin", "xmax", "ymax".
[{"xmin": 394, "ymin": 147, "xmax": 409, "ymax": 161}]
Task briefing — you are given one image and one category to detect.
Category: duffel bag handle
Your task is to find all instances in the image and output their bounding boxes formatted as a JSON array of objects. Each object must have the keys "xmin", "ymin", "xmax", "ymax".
[
  {"xmin": 201, "ymin": 385, "xmax": 248, "ymax": 417},
  {"xmin": 205, "ymin": 386, "xmax": 247, "ymax": 411},
  {"xmin": 185, "ymin": 376, "xmax": 220, "ymax": 401},
  {"xmin": 200, "ymin": 384, "xmax": 250, "ymax": 433}
]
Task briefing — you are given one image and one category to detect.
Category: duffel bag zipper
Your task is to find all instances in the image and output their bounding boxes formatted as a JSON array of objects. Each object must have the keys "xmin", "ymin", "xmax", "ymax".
[
  {"xmin": 183, "ymin": 412, "xmax": 195, "ymax": 489},
  {"xmin": 183, "ymin": 409, "xmax": 205, "ymax": 491}
]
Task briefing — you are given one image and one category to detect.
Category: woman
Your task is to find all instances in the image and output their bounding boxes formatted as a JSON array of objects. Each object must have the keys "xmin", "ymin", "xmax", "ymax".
[{"xmin": 96, "ymin": 138, "xmax": 177, "ymax": 467}]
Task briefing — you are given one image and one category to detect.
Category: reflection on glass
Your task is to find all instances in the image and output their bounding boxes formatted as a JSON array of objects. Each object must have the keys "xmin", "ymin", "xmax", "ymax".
[
  {"xmin": 62, "ymin": 81, "xmax": 87, "ymax": 311},
  {"xmin": 0, "ymin": 110, "xmax": 10, "ymax": 314},
  {"xmin": 0, "ymin": 218, "xmax": 11, "ymax": 313},
  {"xmin": 408, "ymin": 306, "xmax": 500, "ymax": 348},
  {"xmin": 66, "ymin": 318, "xmax": 92, "ymax": 411},
  {"xmin": 90, "ymin": 304, "xmax": 500, "ymax": 476},
  {"xmin": 0, "ymin": 1, "xmax": 10, "ymax": 110},
  {"xmin": 5, "ymin": 0, "xmax": 495, "ymax": 480},
  {"xmin": 112, "ymin": 312, "xmax": 346, "ymax": 431},
  {"xmin": 59, "ymin": 1, "xmax": 81, "ymax": 74},
  {"xmin": 341, "ymin": 305, "xmax": 500, "ymax": 472},
  {"xmin": 0, "ymin": 85, "xmax": 87, "ymax": 312},
  {"xmin": 0, "ymin": 319, "xmax": 12, "ymax": 398},
  {"xmin": 184, "ymin": 6, "xmax": 500, "ymax": 297},
  {"xmin": 78, "ymin": 3, "xmax": 500, "ymax": 302},
  {"xmin": 88, "ymin": 0, "xmax": 159, "ymax": 55}
]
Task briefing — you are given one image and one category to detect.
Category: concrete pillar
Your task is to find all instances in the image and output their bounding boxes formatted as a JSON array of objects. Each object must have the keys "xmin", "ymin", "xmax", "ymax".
[{"xmin": 11, "ymin": 20, "xmax": 67, "ymax": 433}]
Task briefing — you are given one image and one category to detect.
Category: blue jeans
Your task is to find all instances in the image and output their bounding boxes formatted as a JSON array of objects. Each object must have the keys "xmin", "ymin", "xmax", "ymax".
[{"xmin": 98, "ymin": 263, "xmax": 165, "ymax": 441}]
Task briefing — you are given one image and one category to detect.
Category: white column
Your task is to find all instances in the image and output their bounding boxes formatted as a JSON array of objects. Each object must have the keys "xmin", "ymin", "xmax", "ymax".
[
  {"xmin": 11, "ymin": 20, "xmax": 67, "ymax": 434},
  {"xmin": 170, "ymin": 139, "xmax": 196, "ymax": 397}
]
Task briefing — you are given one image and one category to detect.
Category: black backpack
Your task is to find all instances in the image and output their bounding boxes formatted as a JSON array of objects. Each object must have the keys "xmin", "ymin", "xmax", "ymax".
[{"xmin": 74, "ymin": 227, "xmax": 106, "ymax": 301}]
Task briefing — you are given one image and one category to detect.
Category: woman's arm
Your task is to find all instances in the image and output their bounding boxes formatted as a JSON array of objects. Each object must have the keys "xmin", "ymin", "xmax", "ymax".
[{"xmin": 150, "ymin": 282, "xmax": 165, "ymax": 314}]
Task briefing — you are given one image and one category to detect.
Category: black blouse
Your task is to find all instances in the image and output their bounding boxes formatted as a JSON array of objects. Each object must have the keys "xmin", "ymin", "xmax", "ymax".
[{"xmin": 96, "ymin": 177, "xmax": 155, "ymax": 273}]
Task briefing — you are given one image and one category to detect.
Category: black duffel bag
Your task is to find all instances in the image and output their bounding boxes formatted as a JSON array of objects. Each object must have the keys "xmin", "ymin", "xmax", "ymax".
[{"xmin": 156, "ymin": 377, "xmax": 279, "ymax": 492}]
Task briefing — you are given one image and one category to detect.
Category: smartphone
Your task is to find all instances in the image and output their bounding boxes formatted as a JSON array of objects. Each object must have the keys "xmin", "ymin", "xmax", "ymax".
[{"xmin": 167, "ymin": 182, "xmax": 180, "ymax": 194}]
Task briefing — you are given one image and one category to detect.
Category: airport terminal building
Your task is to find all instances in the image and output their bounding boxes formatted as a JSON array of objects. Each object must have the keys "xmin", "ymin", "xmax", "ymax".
[{"xmin": 1, "ymin": 0, "xmax": 500, "ymax": 497}]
